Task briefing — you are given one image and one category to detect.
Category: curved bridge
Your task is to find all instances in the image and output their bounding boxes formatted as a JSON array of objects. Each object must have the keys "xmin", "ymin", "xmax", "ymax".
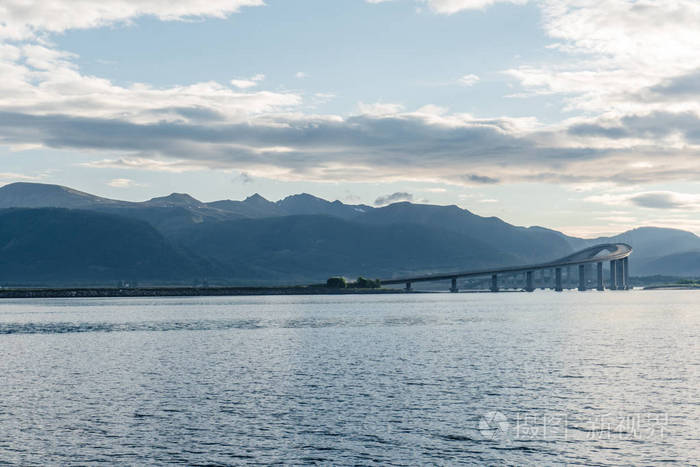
[{"xmin": 381, "ymin": 243, "xmax": 632, "ymax": 292}]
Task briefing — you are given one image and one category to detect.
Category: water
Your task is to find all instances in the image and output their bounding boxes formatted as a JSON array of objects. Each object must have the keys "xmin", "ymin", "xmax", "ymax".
[{"xmin": 0, "ymin": 291, "xmax": 698, "ymax": 465}]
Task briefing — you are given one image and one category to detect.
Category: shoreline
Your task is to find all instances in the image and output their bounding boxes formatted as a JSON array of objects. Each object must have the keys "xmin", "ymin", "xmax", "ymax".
[
  {"xmin": 0, "ymin": 287, "xmax": 530, "ymax": 299},
  {"xmin": 0, "ymin": 286, "xmax": 413, "ymax": 299}
]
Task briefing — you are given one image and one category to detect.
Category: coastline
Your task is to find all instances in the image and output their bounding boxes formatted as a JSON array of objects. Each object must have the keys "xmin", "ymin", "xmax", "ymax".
[{"xmin": 0, "ymin": 286, "xmax": 413, "ymax": 299}]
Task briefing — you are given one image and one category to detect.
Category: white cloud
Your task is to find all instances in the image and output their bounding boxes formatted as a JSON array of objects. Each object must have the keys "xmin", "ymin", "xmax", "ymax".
[
  {"xmin": 356, "ymin": 101, "xmax": 404, "ymax": 115},
  {"xmin": 458, "ymin": 74, "xmax": 480, "ymax": 86},
  {"xmin": 295, "ymin": 71, "xmax": 309, "ymax": 79},
  {"xmin": 82, "ymin": 157, "xmax": 209, "ymax": 173},
  {"xmin": 423, "ymin": 0, "xmax": 527, "ymax": 14},
  {"xmin": 0, "ymin": 172, "xmax": 42, "ymax": 183},
  {"xmin": 0, "ymin": 44, "xmax": 298, "ymax": 123},
  {"xmin": 230, "ymin": 73, "xmax": 265, "ymax": 89},
  {"xmin": 108, "ymin": 178, "xmax": 137, "ymax": 188},
  {"xmin": 0, "ymin": 0, "xmax": 264, "ymax": 39},
  {"xmin": 507, "ymin": 1, "xmax": 700, "ymax": 115}
]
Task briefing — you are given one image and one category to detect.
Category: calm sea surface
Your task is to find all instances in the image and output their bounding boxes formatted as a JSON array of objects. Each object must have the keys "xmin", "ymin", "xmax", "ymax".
[{"xmin": 0, "ymin": 291, "xmax": 698, "ymax": 465}]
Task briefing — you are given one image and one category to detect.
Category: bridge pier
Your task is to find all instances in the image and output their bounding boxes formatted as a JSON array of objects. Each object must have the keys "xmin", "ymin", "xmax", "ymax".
[
  {"xmin": 555, "ymin": 267, "xmax": 563, "ymax": 291},
  {"xmin": 597, "ymin": 261, "xmax": 604, "ymax": 291},
  {"xmin": 624, "ymin": 257, "xmax": 630, "ymax": 289},
  {"xmin": 450, "ymin": 277, "xmax": 458, "ymax": 293},
  {"xmin": 617, "ymin": 259, "xmax": 626, "ymax": 290},
  {"xmin": 490, "ymin": 274, "xmax": 499, "ymax": 292},
  {"xmin": 578, "ymin": 264, "xmax": 586, "ymax": 291},
  {"xmin": 526, "ymin": 271, "xmax": 534, "ymax": 292},
  {"xmin": 609, "ymin": 260, "xmax": 618, "ymax": 290},
  {"xmin": 405, "ymin": 281, "xmax": 412, "ymax": 292}
]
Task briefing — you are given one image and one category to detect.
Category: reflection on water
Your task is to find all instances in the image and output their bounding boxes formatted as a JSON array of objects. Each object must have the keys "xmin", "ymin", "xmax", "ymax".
[{"xmin": 0, "ymin": 292, "xmax": 698, "ymax": 464}]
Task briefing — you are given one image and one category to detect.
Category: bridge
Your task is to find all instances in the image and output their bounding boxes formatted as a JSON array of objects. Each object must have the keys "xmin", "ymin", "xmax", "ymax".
[{"xmin": 380, "ymin": 243, "xmax": 632, "ymax": 293}]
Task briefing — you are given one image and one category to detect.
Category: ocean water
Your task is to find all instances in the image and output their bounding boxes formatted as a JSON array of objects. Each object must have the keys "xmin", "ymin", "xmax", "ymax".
[{"xmin": 0, "ymin": 291, "xmax": 698, "ymax": 465}]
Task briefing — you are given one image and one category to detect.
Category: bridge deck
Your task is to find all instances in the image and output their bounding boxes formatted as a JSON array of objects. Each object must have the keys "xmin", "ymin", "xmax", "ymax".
[{"xmin": 380, "ymin": 243, "xmax": 632, "ymax": 285}]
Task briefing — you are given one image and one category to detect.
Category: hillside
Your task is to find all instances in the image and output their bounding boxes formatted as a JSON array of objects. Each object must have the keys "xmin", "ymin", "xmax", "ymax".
[
  {"xmin": 171, "ymin": 215, "xmax": 520, "ymax": 283},
  {"xmin": 0, "ymin": 208, "xmax": 212, "ymax": 285}
]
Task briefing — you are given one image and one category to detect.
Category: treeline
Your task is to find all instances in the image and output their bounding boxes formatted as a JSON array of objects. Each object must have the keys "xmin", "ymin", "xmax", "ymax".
[{"xmin": 326, "ymin": 276, "xmax": 381, "ymax": 289}]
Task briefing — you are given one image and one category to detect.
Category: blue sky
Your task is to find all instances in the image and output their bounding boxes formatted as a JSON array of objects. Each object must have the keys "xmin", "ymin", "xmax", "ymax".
[{"xmin": 1, "ymin": 0, "xmax": 699, "ymax": 236}]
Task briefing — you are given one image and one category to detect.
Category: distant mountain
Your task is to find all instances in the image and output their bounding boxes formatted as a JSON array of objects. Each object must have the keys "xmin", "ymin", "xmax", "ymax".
[
  {"xmin": 588, "ymin": 227, "xmax": 700, "ymax": 275},
  {"xmin": 145, "ymin": 193, "xmax": 206, "ymax": 208},
  {"xmin": 1, "ymin": 182, "xmax": 699, "ymax": 282},
  {"xmin": 276, "ymin": 193, "xmax": 372, "ymax": 219},
  {"xmin": 636, "ymin": 251, "xmax": 700, "ymax": 276},
  {"xmin": 356, "ymin": 202, "xmax": 573, "ymax": 263},
  {"xmin": 207, "ymin": 193, "xmax": 285, "ymax": 218},
  {"xmin": 0, "ymin": 182, "xmax": 131, "ymax": 209},
  {"xmin": 171, "ymin": 215, "xmax": 520, "ymax": 283},
  {"xmin": 0, "ymin": 208, "xmax": 213, "ymax": 285}
]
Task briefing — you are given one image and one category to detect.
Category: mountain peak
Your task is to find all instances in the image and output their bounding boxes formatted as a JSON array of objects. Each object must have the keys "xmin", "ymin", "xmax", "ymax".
[
  {"xmin": 146, "ymin": 193, "xmax": 203, "ymax": 207},
  {"xmin": 279, "ymin": 193, "xmax": 327, "ymax": 203},
  {"xmin": 244, "ymin": 193, "xmax": 272, "ymax": 204}
]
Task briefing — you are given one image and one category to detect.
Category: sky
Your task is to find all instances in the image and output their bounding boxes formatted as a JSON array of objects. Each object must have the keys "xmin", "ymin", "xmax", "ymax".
[{"xmin": 1, "ymin": 0, "xmax": 699, "ymax": 237}]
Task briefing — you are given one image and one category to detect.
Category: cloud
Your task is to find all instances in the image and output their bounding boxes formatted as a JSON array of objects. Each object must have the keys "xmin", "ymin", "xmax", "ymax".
[
  {"xmin": 1, "ymin": 0, "xmax": 700, "ymax": 194},
  {"xmin": 460, "ymin": 174, "xmax": 499, "ymax": 184},
  {"xmin": 0, "ymin": 0, "xmax": 264, "ymax": 40},
  {"xmin": 375, "ymin": 192, "xmax": 414, "ymax": 206},
  {"xmin": 506, "ymin": 1, "xmax": 700, "ymax": 115},
  {"xmin": 4, "ymin": 107, "xmax": 700, "ymax": 187},
  {"xmin": 108, "ymin": 178, "xmax": 137, "ymax": 188},
  {"xmin": 0, "ymin": 172, "xmax": 43, "ymax": 184},
  {"xmin": 585, "ymin": 191, "xmax": 700, "ymax": 211},
  {"xmin": 295, "ymin": 71, "xmax": 309, "ymax": 79},
  {"xmin": 0, "ymin": 44, "xmax": 299, "ymax": 123},
  {"xmin": 230, "ymin": 74, "xmax": 265, "ymax": 89},
  {"xmin": 423, "ymin": 0, "xmax": 527, "ymax": 14},
  {"xmin": 458, "ymin": 74, "xmax": 480, "ymax": 86},
  {"xmin": 356, "ymin": 102, "xmax": 404, "ymax": 115},
  {"xmin": 630, "ymin": 192, "xmax": 700, "ymax": 210},
  {"xmin": 81, "ymin": 157, "xmax": 207, "ymax": 173},
  {"xmin": 645, "ymin": 69, "xmax": 700, "ymax": 101}
]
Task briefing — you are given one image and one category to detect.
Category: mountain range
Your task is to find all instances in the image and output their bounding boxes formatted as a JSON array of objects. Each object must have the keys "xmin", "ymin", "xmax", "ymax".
[{"xmin": 0, "ymin": 182, "xmax": 698, "ymax": 285}]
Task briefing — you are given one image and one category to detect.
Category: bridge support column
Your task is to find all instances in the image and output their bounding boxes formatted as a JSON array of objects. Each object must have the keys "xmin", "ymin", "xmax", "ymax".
[
  {"xmin": 578, "ymin": 264, "xmax": 586, "ymax": 291},
  {"xmin": 609, "ymin": 260, "xmax": 617, "ymax": 290},
  {"xmin": 597, "ymin": 262, "xmax": 604, "ymax": 291},
  {"xmin": 405, "ymin": 281, "xmax": 412, "ymax": 292},
  {"xmin": 450, "ymin": 277, "xmax": 458, "ymax": 293},
  {"xmin": 490, "ymin": 274, "xmax": 499, "ymax": 292},
  {"xmin": 526, "ymin": 271, "xmax": 534, "ymax": 292},
  {"xmin": 555, "ymin": 267, "xmax": 563, "ymax": 292},
  {"xmin": 617, "ymin": 259, "xmax": 626, "ymax": 290},
  {"xmin": 624, "ymin": 257, "xmax": 630, "ymax": 289}
]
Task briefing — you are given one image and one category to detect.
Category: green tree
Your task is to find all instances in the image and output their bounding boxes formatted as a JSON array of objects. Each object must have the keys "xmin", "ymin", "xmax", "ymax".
[
  {"xmin": 326, "ymin": 276, "xmax": 347, "ymax": 288},
  {"xmin": 355, "ymin": 276, "xmax": 381, "ymax": 289}
]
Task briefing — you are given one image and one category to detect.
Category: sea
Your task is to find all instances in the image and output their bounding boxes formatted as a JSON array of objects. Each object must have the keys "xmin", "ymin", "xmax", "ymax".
[{"xmin": 1, "ymin": 291, "xmax": 698, "ymax": 465}]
